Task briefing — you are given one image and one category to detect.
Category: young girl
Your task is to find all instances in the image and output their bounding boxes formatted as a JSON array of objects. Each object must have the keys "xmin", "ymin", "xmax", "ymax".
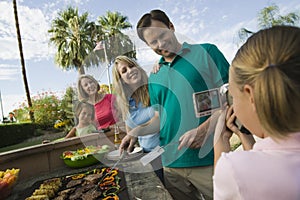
[
  {"xmin": 65, "ymin": 101, "xmax": 97, "ymax": 138},
  {"xmin": 213, "ymin": 26, "xmax": 300, "ymax": 199}
]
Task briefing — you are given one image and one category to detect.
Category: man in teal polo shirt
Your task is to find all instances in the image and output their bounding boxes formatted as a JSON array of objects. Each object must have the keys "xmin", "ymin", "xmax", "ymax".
[{"xmin": 136, "ymin": 10, "xmax": 229, "ymax": 200}]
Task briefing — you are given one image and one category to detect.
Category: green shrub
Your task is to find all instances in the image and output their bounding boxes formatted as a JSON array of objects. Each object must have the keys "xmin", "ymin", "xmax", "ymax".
[
  {"xmin": 14, "ymin": 88, "xmax": 76, "ymax": 132},
  {"xmin": 0, "ymin": 123, "xmax": 36, "ymax": 148}
]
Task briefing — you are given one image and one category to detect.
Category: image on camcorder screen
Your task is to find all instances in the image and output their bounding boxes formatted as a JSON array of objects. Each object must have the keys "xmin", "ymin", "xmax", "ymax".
[{"xmin": 196, "ymin": 89, "xmax": 220, "ymax": 112}]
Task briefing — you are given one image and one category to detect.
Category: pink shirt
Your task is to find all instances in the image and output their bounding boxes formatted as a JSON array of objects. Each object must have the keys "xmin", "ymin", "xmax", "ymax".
[
  {"xmin": 94, "ymin": 94, "xmax": 117, "ymax": 129},
  {"xmin": 214, "ymin": 132, "xmax": 300, "ymax": 200}
]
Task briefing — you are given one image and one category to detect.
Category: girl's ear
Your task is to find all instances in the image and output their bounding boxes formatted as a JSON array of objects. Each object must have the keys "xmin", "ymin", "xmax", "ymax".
[{"xmin": 243, "ymin": 84, "xmax": 256, "ymax": 111}]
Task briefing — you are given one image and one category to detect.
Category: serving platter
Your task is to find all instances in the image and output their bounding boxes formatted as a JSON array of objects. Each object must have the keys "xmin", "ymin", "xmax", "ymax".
[
  {"xmin": 106, "ymin": 147, "xmax": 143, "ymax": 161},
  {"xmin": 63, "ymin": 153, "xmax": 106, "ymax": 168},
  {"xmin": 61, "ymin": 145, "xmax": 109, "ymax": 168}
]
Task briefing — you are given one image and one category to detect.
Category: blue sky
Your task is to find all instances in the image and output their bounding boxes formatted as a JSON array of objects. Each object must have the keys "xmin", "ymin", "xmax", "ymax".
[{"xmin": 0, "ymin": 0, "xmax": 299, "ymax": 117}]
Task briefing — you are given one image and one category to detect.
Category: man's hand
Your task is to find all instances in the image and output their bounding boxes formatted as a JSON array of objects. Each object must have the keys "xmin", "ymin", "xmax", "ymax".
[
  {"xmin": 178, "ymin": 120, "xmax": 209, "ymax": 150},
  {"xmin": 178, "ymin": 127, "xmax": 205, "ymax": 150},
  {"xmin": 119, "ymin": 134, "xmax": 137, "ymax": 154},
  {"xmin": 178, "ymin": 111, "xmax": 222, "ymax": 150}
]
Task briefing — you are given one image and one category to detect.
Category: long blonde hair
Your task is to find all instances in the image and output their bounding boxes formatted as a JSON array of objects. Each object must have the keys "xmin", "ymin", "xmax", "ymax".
[
  {"xmin": 77, "ymin": 74, "xmax": 101, "ymax": 102},
  {"xmin": 112, "ymin": 56, "xmax": 150, "ymax": 121},
  {"xmin": 231, "ymin": 26, "xmax": 300, "ymax": 138}
]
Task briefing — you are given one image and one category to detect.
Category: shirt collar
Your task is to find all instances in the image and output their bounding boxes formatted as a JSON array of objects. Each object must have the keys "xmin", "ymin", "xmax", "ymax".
[
  {"xmin": 253, "ymin": 132, "xmax": 300, "ymax": 151},
  {"xmin": 128, "ymin": 97, "xmax": 143, "ymax": 110},
  {"xmin": 158, "ymin": 42, "xmax": 191, "ymax": 65}
]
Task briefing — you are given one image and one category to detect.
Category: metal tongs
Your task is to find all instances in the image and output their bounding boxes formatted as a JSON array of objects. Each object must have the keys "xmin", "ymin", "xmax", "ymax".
[
  {"xmin": 95, "ymin": 151, "xmax": 127, "ymax": 189},
  {"xmin": 111, "ymin": 150, "xmax": 127, "ymax": 170}
]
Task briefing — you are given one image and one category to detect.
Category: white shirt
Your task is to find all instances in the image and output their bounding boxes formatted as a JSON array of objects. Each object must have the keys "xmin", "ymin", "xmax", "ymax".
[{"xmin": 213, "ymin": 132, "xmax": 300, "ymax": 200}]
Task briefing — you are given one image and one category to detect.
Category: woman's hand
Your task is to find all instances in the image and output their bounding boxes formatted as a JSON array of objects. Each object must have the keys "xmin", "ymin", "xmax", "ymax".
[
  {"xmin": 119, "ymin": 134, "xmax": 137, "ymax": 154},
  {"xmin": 151, "ymin": 62, "xmax": 161, "ymax": 74}
]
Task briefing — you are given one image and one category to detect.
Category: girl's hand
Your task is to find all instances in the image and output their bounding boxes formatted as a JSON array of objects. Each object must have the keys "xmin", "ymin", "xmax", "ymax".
[{"xmin": 225, "ymin": 105, "xmax": 240, "ymax": 134}]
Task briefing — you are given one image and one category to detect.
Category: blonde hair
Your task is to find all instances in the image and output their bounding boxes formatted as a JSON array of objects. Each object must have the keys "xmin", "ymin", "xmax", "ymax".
[
  {"xmin": 112, "ymin": 56, "xmax": 150, "ymax": 121},
  {"xmin": 77, "ymin": 74, "xmax": 101, "ymax": 101},
  {"xmin": 231, "ymin": 26, "xmax": 300, "ymax": 138}
]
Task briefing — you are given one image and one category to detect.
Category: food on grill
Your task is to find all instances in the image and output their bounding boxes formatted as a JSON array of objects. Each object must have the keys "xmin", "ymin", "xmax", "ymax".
[
  {"xmin": 66, "ymin": 179, "xmax": 83, "ymax": 188},
  {"xmin": 25, "ymin": 178, "xmax": 62, "ymax": 200},
  {"xmin": 33, "ymin": 189, "xmax": 55, "ymax": 198},
  {"xmin": 25, "ymin": 167, "xmax": 122, "ymax": 200},
  {"xmin": 25, "ymin": 194, "xmax": 50, "ymax": 200}
]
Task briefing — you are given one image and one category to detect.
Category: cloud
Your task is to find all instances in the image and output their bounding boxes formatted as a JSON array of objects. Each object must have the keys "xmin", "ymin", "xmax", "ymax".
[
  {"xmin": 0, "ymin": 94, "xmax": 25, "ymax": 115},
  {"xmin": 0, "ymin": 64, "xmax": 20, "ymax": 80},
  {"xmin": 0, "ymin": 1, "xmax": 52, "ymax": 61}
]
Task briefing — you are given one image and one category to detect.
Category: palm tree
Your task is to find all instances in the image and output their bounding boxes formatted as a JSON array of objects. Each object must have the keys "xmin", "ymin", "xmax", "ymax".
[
  {"xmin": 238, "ymin": 4, "xmax": 300, "ymax": 43},
  {"xmin": 13, "ymin": 0, "xmax": 35, "ymax": 122},
  {"xmin": 48, "ymin": 7, "xmax": 99, "ymax": 74},
  {"xmin": 96, "ymin": 11, "xmax": 136, "ymax": 65},
  {"xmin": 95, "ymin": 11, "xmax": 136, "ymax": 93}
]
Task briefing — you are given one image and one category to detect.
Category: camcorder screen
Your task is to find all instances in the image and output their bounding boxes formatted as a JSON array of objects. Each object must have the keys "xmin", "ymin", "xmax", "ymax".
[
  {"xmin": 193, "ymin": 85, "xmax": 251, "ymax": 134},
  {"xmin": 193, "ymin": 88, "xmax": 222, "ymax": 117}
]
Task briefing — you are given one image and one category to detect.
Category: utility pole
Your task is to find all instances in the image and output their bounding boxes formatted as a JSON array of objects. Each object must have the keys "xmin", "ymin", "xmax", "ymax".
[
  {"xmin": 94, "ymin": 40, "xmax": 112, "ymax": 94},
  {"xmin": 103, "ymin": 40, "xmax": 112, "ymax": 94},
  {"xmin": 0, "ymin": 90, "xmax": 4, "ymax": 121}
]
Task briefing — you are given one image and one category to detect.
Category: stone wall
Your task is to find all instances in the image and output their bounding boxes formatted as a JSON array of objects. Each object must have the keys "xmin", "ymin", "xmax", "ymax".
[{"xmin": 0, "ymin": 133, "xmax": 115, "ymax": 182}]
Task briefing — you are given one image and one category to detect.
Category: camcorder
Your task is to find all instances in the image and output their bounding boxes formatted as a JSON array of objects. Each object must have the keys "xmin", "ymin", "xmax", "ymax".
[{"xmin": 193, "ymin": 84, "xmax": 251, "ymax": 134}]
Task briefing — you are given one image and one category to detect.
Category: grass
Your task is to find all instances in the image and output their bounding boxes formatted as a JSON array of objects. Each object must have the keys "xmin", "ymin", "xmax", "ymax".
[
  {"xmin": 0, "ymin": 140, "xmax": 43, "ymax": 153},
  {"xmin": 0, "ymin": 131, "xmax": 66, "ymax": 153}
]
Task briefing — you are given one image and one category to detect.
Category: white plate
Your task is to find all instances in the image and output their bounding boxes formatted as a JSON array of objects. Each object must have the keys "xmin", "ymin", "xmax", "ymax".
[{"xmin": 106, "ymin": 147, "xmax": 143, "ymax": 161}]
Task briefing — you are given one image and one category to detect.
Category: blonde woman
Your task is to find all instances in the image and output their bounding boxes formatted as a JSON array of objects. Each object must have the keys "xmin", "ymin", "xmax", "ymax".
[
  {"xmin": 112, "ymin": 55, "xmax": 163, "ymax": 182},
  {"xmin": 214, "ymin": 26, "xmax": 300, "ymax": 199}
]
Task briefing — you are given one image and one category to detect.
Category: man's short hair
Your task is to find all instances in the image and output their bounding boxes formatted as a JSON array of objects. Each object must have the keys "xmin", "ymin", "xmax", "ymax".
[{"xmin": 136, "ymin": 9, "xmax": 171, "ymax": 43}]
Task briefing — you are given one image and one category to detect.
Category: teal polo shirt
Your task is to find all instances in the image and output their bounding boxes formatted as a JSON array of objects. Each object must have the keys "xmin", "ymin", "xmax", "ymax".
[{"xmin": 148, "ymin": 42, "xmax": 229, "ymax": 168}]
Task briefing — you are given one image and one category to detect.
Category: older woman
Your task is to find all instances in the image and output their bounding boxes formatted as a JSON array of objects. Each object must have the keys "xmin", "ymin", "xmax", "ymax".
[{"xmin": 77, "ymin": 74, "xmax": 122, "ymax": 141}]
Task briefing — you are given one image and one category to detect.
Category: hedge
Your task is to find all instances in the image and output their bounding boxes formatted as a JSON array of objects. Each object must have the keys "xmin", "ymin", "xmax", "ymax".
[{"xmin": 0, "ymin": 123, "xmax": 36, "ymax": 148}]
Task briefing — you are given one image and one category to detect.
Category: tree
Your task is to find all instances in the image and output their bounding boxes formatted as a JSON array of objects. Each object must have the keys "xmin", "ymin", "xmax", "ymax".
[
  {"xmin": 94, "ymin": 11, "xmax": 136, "ymax": 93},
  {"xmin": 96, "ymin": 11, "xmax": 136, "ymax": 63},
  {"xmin": 13, "ymin": 0, "xmax": 35, "ymax": 123},
  {"xmin": 238, "ymin": 4, "xmax": 300, "ymax": 43},
  {"xmin": 48, "ymin": 7, "xmax": 100, "ymax": 74}
]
